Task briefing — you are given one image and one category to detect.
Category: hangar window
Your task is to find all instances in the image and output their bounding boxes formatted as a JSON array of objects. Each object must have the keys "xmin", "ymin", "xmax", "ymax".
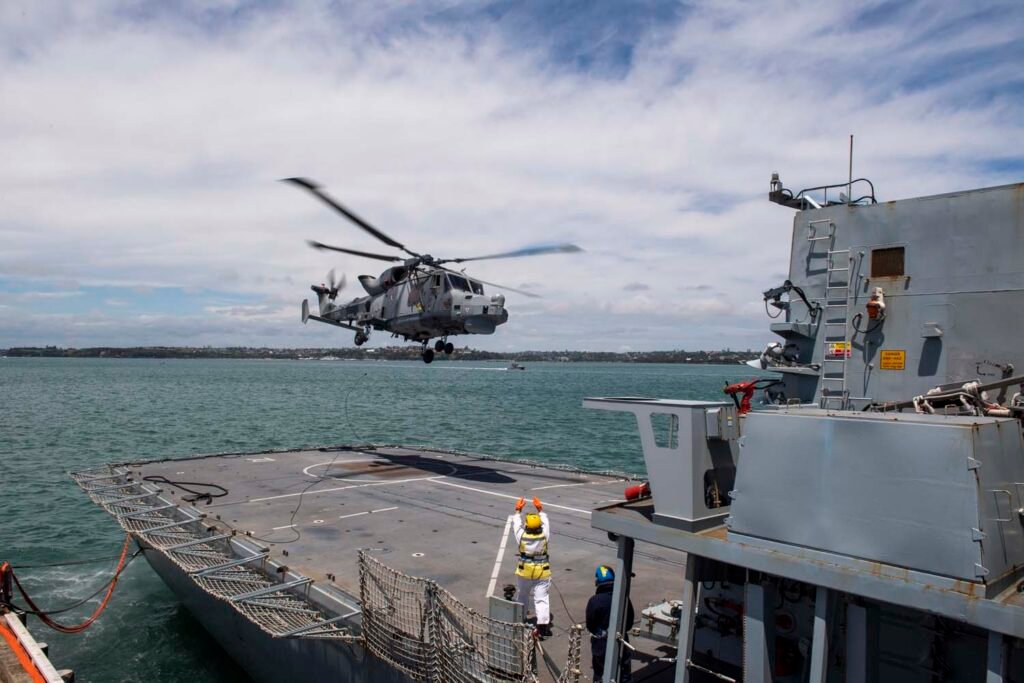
[{"xmin": 871, "ymin": 247, "xmax": 905, "ymax": 278}]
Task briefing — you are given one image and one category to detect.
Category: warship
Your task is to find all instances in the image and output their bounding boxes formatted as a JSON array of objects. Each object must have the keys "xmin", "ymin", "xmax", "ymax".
[{"xmin": 72, "ymin": 175, "xmax": 1024, "ymax": 682}]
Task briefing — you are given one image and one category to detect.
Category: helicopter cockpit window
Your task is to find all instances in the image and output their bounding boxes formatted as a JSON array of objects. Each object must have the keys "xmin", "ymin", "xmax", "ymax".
[
  {"xmin": 469, "ymin": 280, "xmax": 484, "ymax": 295},
  {"xmin": 447, "ymin": 274, "xmax": 470, "ymax": 292},
  {"xmin": 432, "ymin": 274, "xmax": 442, "ymax": 288}
]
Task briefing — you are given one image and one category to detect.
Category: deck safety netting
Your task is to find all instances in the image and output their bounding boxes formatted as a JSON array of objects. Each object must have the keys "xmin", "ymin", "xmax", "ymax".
[
  {"xmin": 434, "ymin": 584, "xmax": 535, "ymax": 683},
  {"xmin": 71, "ymin": 466, "xmax": 355, "ymax": 640},
  {"xmin": 358, "ymin": 550, "xmax": 585, "ymax": 683},
  {"xmin": 359, "ymin": 551, "xmax": 438, "ymax": 679}
]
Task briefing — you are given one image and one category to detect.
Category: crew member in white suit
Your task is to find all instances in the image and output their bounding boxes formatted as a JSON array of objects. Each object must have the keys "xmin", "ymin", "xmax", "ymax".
[{"xmin": 512, "ymin": 496, "xmax": 552, "ymax": 638}]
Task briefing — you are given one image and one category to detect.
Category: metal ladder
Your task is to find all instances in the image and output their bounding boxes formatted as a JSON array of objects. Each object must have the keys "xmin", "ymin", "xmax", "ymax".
[{"xmin": 809, "ymin": 219, "xmax": 852, "ymax": 409}]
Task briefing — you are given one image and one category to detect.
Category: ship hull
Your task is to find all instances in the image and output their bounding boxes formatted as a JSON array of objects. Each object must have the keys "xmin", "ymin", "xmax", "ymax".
[{"xmin": 142, "ymin": 546, "xmax": 413, "ymax": 683}]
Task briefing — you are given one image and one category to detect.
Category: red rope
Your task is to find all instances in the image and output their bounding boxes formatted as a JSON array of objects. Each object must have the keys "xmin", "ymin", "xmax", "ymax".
[{"xmin": 9, "ymin": 534, "xmax": 133, "ymax": 634}]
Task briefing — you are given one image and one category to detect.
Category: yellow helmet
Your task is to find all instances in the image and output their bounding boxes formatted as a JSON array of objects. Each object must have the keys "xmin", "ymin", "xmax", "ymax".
[{"xmin": 525, "ymin": 513, "xmax": 543, "ymax": 531}]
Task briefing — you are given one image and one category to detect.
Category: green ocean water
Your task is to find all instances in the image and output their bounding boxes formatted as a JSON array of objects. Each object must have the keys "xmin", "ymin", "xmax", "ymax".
[{"xmin": 1, "ymin": 357, "xmax": 755, "ymax": 682}]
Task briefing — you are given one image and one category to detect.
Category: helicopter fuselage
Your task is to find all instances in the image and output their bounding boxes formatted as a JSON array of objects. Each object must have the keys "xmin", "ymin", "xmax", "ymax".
[
  {"xmin": 307, "ymin": 266, "xmax": 508, "ymax": 344},
  {"xmin": 287, "ymin": 177, "xmax": 578, "ymax": 362}
]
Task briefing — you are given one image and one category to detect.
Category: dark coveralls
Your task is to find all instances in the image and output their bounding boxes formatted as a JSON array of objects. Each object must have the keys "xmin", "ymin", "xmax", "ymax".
[{"xmin": 586, "ymin": 582, "xmax": 635, "ymax": 682}]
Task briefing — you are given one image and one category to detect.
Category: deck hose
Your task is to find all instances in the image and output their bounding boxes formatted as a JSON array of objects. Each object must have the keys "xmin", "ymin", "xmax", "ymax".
[{"xmin": 1, "ymin": 534, "xmax": 136, "ymax": 634}]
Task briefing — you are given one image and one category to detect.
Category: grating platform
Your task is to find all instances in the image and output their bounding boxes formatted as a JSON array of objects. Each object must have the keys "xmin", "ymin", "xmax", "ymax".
[{"xmin": 100, "ymin": 446, "xmax": 685, "ymax": 681}]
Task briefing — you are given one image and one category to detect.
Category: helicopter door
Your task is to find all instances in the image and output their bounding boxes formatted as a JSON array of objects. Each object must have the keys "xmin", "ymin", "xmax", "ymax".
[
  {"xmin": 407, "ymin": 279, "xmax": 422, "ymax": 308},
  {"xmin": 422, "ymin": 273, "xmax": 442, "ymax": 310},
  {"xmin": 386, "ymin": 281, "xmax": 406, "ymax": 319}
]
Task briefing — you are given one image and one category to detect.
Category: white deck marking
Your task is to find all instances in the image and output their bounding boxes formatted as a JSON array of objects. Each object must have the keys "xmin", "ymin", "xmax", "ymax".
[
  {"xmin": 338, "ymin": 506, "xmax": 398, "ymax": 520},
  {"xmin": 427, "ymin": 479, "xmax": 592, "ymax": 515},
  {"xmin": 486, "ymin": 514, "xmax": 515, "ymax": 598},
  {"xmin": 530, "ymin": 480, "xmax": 625, "ymax": 491},
  {"xmin": 271, "ymin": 506, "xmax": 398, "ymax": 531},
  {"xmin": 249, "ymin": 475, "xmax": 439, "ymax": 503},
  {"xmin": 530, "ymin": 482, "xmax": 588, "ymax": 491},
  {"xmin": 302, "ymin": 460, "xmax": 459, "ymax": 481},
  {"xmin": 302, "ymin": 459, "xmax": 385, "ymax": 478}
]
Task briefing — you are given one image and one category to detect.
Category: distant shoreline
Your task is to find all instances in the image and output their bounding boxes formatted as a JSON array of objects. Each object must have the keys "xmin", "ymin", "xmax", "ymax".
[{"xmin": 2, "ymin": 346, "xmax": 759, "ymax": 364}]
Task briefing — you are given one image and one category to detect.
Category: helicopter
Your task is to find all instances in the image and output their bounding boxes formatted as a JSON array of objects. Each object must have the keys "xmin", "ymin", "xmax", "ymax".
[{"xmin": 285, "ymin": 178, "xmax": 582, "ymax": 363}]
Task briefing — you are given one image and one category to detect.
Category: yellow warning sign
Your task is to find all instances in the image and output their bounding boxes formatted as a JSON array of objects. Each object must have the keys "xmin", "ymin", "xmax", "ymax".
[
  {"xmin": 827, "ymin": 342, "xmax": 851, "ymax": 358},
  {"xmin": 879, "ymin": 350, "xmax": 906, "ymax": 370}
]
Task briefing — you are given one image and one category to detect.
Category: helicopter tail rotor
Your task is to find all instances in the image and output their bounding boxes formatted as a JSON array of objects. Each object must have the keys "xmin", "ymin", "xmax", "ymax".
[{"xmin": 326, "ymin": 268, "xmax": 346, "ymax": 300}]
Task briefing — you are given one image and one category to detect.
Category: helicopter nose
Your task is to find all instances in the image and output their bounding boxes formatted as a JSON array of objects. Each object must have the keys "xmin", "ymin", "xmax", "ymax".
[{"xmin": 491, "ymin": 294, "xmax": 505, "ymax": 306}]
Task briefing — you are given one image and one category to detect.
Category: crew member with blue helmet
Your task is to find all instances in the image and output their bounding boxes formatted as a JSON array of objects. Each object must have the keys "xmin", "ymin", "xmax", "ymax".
[{"xmin": 586, "ymin": 565, "xmax": 635, "ymax": 682}]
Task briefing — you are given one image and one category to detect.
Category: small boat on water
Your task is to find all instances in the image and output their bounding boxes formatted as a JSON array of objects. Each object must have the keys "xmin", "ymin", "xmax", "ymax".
[{"xmin": 506, "ymin": 361, "xmax": 525, "ymax": 371}]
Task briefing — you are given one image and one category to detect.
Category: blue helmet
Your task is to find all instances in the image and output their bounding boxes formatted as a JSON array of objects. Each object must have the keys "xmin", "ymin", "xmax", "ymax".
[{"xmin": 595, "ymin": 565, "xmax": 615, "ymax": 585}]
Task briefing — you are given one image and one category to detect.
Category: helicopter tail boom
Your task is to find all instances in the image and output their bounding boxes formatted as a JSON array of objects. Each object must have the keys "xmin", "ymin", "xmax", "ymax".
[{"xmin": 301, "ymin": 299, "xmax": 361, "ymax": 331}]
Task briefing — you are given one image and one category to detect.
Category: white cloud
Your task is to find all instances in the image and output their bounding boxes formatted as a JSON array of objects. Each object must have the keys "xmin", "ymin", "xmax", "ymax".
[{"xmin": 1, "ymin": 1, "xmax": 1021, "ymax": 350}]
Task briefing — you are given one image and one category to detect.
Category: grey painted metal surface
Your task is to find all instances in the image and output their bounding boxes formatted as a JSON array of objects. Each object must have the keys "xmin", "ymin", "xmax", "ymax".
[
  {"xmin": 742, "ymin": 581, "xmax": 771, "ymax": 683},
  {"xmin": 601, "ymin": 536, "xmax": 635, "ymax": 683},
  {"xmin": 583, "ymin": 398, "xmax": 738, "ymax": 531},
  {"xmin": 592, "ymin": 501, "xmax": 1024, "ymax": 640},
  {"xmin": 729, "ymin": 409, "xmax": 1024, "ymax": 585},
  {"xmin": 768, "ymin": 182, "xmax": 1024, "ymax": 406},
  {"xmin": 808, "ymin": 586, "xmax": 830, "ymax": 683},
  {"xmin": 671, "ymin": 561, "xmax": 697, "ymax": 683}
]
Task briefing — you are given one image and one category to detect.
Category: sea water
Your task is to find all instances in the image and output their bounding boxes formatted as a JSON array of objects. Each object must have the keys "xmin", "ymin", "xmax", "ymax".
[{"xmin": 1, "ymin": 357, "xmax": 755, "ymax": 682}]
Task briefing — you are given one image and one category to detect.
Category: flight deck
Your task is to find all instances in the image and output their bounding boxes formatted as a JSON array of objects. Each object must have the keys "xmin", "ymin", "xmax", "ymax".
[{"xmin": 76, "ymin": 446, "xmax": 684, "ymax": 682}]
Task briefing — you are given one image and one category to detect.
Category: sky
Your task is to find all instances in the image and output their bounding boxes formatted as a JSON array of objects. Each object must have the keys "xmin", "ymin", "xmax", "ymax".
[{"xmin": 2, "ymin": 0, "xmax": 1023, "ymax": 352}]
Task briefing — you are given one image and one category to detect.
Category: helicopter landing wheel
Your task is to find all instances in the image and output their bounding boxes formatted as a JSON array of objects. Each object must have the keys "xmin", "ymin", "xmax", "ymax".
[
  {"xmin": 444, "ymin": 342, "xmax": 454, "ymax": 355},
  {"xmin": 434, "ymin": 340, "xmax": 445, "ymax": 353},
  {"xmin": 422, "ymin": 348, "xmax": 435, "ymax": 364}
]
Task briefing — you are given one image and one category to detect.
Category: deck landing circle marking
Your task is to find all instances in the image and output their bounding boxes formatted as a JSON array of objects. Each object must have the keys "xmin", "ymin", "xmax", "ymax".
[{"xmin": 303, "ymin": 459, "xmax": 459, "ymax": 482}]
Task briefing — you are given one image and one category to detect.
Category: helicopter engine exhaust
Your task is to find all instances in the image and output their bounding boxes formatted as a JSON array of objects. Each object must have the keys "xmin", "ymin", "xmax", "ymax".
[
  {"xmin": 357, "ymin": 275, "xmax": 383, "ymax": 296},
  {"xmin": 359, "ymin": 265, "xmax": 408, "ymax": 296}
]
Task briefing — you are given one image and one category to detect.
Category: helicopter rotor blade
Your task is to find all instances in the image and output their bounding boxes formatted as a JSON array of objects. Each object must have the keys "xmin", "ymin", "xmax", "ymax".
[
  {"xmin": 438, "ymin": 266, "xmax": 542, "ymax": 298},
  {"xmin": 282, "ymin": 177, "xmax": 418, "ymax": 256},
  {"xmin": 440, "ymin": 243, "xmax": 582, "ymax": 264},
  {"xmin": 307, "ymin": 240, "xmax": 402, "ymax": 262}
]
